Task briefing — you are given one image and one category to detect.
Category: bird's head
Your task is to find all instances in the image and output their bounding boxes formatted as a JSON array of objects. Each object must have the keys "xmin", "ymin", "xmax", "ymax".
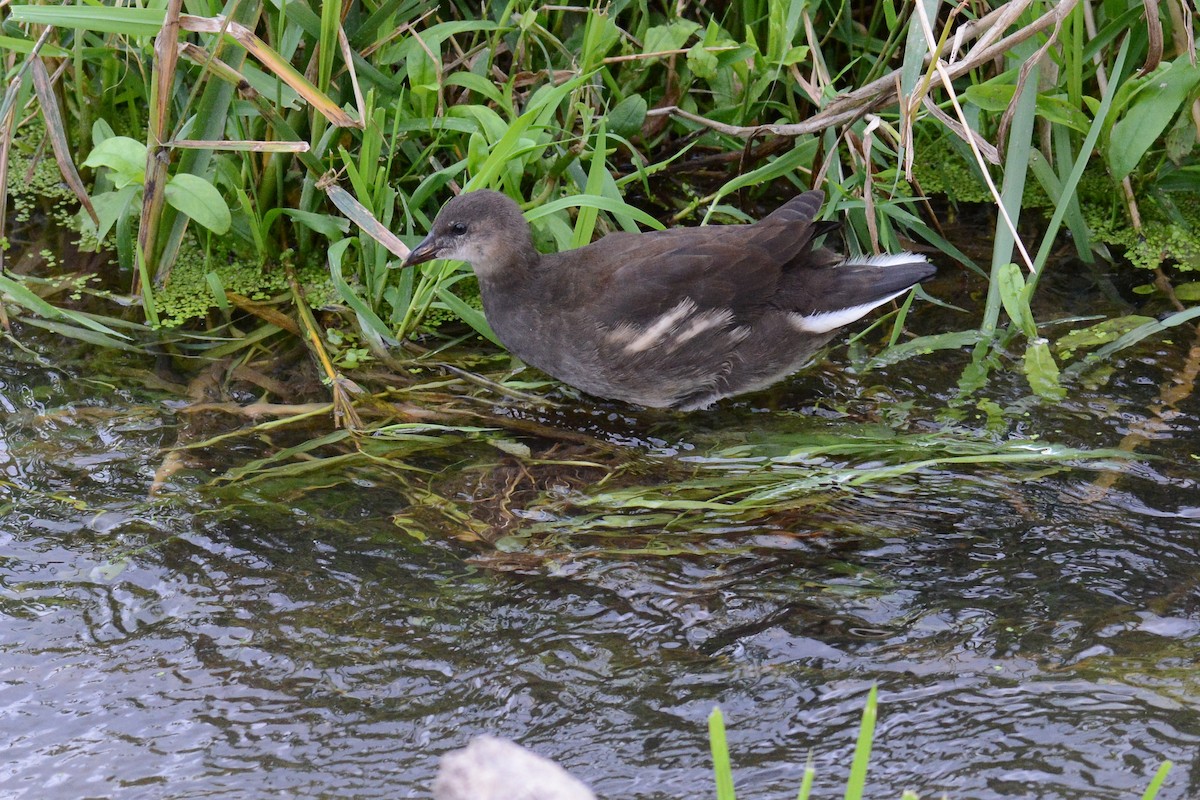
[{"xmin": 402, "ymin": 190, "xmax": 534, "ymax": 276}]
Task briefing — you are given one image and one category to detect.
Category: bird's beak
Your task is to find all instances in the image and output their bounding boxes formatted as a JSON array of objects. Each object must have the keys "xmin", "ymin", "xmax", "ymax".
[{"xmin": 402, "ymin": 233, "xmax": 440, "ymax": 268}]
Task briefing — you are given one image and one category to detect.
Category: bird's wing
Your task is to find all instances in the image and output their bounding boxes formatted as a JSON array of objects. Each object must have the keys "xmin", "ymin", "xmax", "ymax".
[
  {"xmin": 757, "ymin": 190, "xmax": 824, "ymax": 225},
  {"xmin": 579, "ymin": 218, "xmax": 827, "ymax": 327}
]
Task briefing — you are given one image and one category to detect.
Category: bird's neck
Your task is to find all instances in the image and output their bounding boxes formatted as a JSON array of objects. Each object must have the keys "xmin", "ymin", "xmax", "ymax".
[
  {"xmin": 470, "ymin": 233, "xmax": 539, "ymax": 281},
  {"xmin": 474, "ymin": 245, "xmax": 564, "ymax": 361}
]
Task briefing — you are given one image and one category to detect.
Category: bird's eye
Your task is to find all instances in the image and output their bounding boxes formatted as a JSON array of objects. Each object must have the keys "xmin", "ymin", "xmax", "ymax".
[{"xmin": 449, "ymin": 222, "xmax": 468, "ymax": 236}]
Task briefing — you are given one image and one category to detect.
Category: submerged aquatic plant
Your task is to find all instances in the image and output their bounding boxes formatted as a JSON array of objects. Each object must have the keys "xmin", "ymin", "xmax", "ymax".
[{"xmin": 0, "ymin": 1, "xmax": 1195, "ymax": 531}]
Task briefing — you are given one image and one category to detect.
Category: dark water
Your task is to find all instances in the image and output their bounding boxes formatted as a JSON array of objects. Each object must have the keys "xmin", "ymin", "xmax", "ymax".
[{"xmin": 3, "ymin": 270, "xmax": 1200, "ymax": 799}]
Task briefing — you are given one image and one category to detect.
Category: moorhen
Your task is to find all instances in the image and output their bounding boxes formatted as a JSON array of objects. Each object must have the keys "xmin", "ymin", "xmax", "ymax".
[{"xmin": 403, "ymin": 190, "xmax": 934, "ymax": 410}]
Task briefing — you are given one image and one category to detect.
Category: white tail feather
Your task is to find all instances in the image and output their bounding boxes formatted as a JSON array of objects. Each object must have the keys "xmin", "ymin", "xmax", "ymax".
[
  {"xmin": 788, "ymin": 288, "xmax": 914, "ymax": 333},
  {"xmin": 840, "ymin": 252, "xmax": 929, "ymax": 269}
]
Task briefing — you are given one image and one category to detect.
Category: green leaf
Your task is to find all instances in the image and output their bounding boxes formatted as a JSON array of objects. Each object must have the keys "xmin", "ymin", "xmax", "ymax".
[
  {"xmin": 0, "ymin": 273, "xmax": 128, "ymax": 339},
  {"xmin": 608, "ymin": 94, "xmax": 647, "ymax": 139},
  {"xmin": 765, "ymin": 0, "xmax": 805, "ymax": 66},
  {"xmin": 164, "ymin": 173, "xmax": 231, "ymax": 234},
  {"xmin": 1142, "ymin": 761, "xmax": 1173, "ymax": 800},
  {"xmin": 571, "ymin": 124, "xmax": 609, "ymax": 249},
  {"xmin": 82, "ymin": 136, "xmax": 147, "ymax": 187},
  {"xmin": 868, "ymin": 329, "xmax": 983, "ymax": 368},
  {"xmin": 1064, "ymin": 305, "xmax": 1200, "ymax": 378},
  {"xmin": 707, "ymin": 139, "xmax": 818, "ymax": 213},
  {"xmin": 434, "ymin": 286, "xmax": 502, "ymax": 347},
  {"xmin": 1055, "ymin": 315, "xmax": 1156, "ymax": 357},
  {"xmin": 900, "ymin": 1, "xmax": 939, "ymax": 97},
  {"xmin": 581, "ymin": 12, "xmax": 621, "ymax": 70},
  {"xmin": 1023, "ymin": 339, "xmax": 1067, "ymax": 401},
  {"xmin": 16, "ymin": 316, "xmax": 139, "ymax": 352},
  {"xmin": 87, "ymin": 186, "xmax": 139, "ymax": 243},
  {"xmin": 0, "ymin": 35, "xmax": 69, "ymax": 58},
  {"xmin": 464, "ymin": 73, "xmax": 589, "ymax": 190},
  {"xmin": 325, "ymin": 238, "xmax": 396, "ymax": 343},
  {"xmin": 7, "ymin": 4, "xmax": 165, "ymax": 35},
  {"xmin": 964, "ymin": 83, "xmax": 1015, "ymax": 112},
  {"xmin": 1108, "ymin": 57, "xmax": 1200, "ymax": 179},
  {"xmin": 1166, "ymin": 109, "xmax": 1198, "ymax": 163},
  {"xmin": 643, "ymin": 19, "xmax": 701, "ymax": 53},
  {"xmin": 687, "ymin": 43, "xmax": 719, "ymax": 79},
  {"xmin": 1174, "ymin": 282, "xmax": 1200, "ymax": 302},
  {"xmin": 444, "ymin": 72, "xmax": 506, "ymax": 107},
  {"xmin": 1029, "ymin": 36, "xmax": 1131, "ymax": 277},
  {"xmin": 293, "ymin": 209, "xmax": 353, "ymax": 238},
  {"xmin": 780, "ymin": 45, "xmax": 809, "ymax": 66},
  {"xmin": 1035, "ymin": 94, "xmax": 1091, "ymax": 133},
  {"xmin": 997, "ymin": 262, "xmax": 1038, "ymax": 338},
  {"xmin": 205, "ymin": 271, "xmax": 232, "ymax": 317},
  {"xmin": 406, "ymin": 45, "xmax": 439, "ymax": 117},
  {"xmin": 85, "ymin": 188, "xmax": 137, "ymax": 244}
]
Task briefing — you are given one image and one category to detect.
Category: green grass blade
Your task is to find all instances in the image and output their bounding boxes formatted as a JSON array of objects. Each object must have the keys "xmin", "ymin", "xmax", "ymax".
[
  {"xmin": 708, "ymin": 707, "xmax": 737, "ymax": 800},
  {"xmin": 205, "ymin": 270, "xmax": 232, "ymax": 318},
  {"xmin": 7, "ymin": 5, "xmax": 166, "ymax": 36},
  {"xmin": 326, "ymin": 238, "xmax": 397, "ymax": 343},
  {"xmin": 796, "ymin": 754, "xmax": 815, "ymax": 800},
  {"xmin": 988, "ymin": 57, "xmax": 1036, "ymax": 273},
  {"xmin": 15, "ymin": 316, "xmax": 141, "ymax": 352},
  {"xmin": 464, "ymin": 73, "xmax": 589, "ymax": 190},
  {"xmin": 433, "ymin": 285, "xmax": 502, "ymax": 348},
  {"xmin": 1141, "ymin": 761, "xmax": 1173, "ymax": 800},
  {"xmin": 1062, "ymin": 305, "xmax": 1200, "ymax": 377},
  {"xmin": 317, "ymin": 0, "xmax": 341, "ymax": 92},
  {"xmin": 0, "ymin": 35, "xmax": 69, "ymax": 58},
  {"xmin": 867, "ymin": 329, "xmax": 984, "ymax": 369},
  {"xmin": 1028, "ymin": 140, "xmax": 1092, "ymax": 262},
  {"xmin": 1029, "ymin": 35, "xmax": 1131, "ymax": 284},
  {"xmin": 843, "ymin": 685, "xmax": 878, "ymax": 800},
  {"xmin": 706, "ymin": 139, "xmax": 819, "ymax": 219},
  {"xmin": 0, "ymin": 274, "xmax": 129, "ymax": 339},
  {"xmin": 571, "ymin": 122, "xmax": 608, "ymax": 248},
  {"xmin": 984, "ymin": 54, "xmax": 1037, "ymax": 335},
  {"xmin": 527, "ymin": 194, "xmax": 665, "ymax": 231}
]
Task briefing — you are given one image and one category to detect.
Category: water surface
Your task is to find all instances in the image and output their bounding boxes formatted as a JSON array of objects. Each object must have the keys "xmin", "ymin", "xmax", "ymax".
[{"xmin": 2, "ymin": 268, "xmax": 1198, "ymax": 799}]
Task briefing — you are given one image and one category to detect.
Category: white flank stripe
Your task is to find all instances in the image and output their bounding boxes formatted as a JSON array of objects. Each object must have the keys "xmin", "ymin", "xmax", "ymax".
[
  {"xmin": 624, "ymin": 300, "xmax": 696, "ymax": 352},
  {"xmin": 789, "ymin": 288, "xmax": 911, "ymax": 334},
  {"xmin": 674, "ymin": 308, "xmax": 734, "ymax": 344}
]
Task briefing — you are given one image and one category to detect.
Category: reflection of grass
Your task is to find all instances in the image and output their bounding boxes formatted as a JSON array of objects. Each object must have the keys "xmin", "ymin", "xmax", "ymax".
[
  {"xmin": 708, "ymin": 689, "xmax": 1173, "ymax": 800},
  {"xmin": 186, "ymin": 390, "xmax": 1133, "ymax": 558}
]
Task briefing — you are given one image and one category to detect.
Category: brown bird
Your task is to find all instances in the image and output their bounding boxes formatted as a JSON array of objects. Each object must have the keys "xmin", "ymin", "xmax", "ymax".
[{"xmin": 403, "ymin": 190, "xmax": 934, "ymax": 410}]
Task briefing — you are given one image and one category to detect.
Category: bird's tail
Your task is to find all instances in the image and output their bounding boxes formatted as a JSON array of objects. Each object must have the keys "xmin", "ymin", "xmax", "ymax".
[{"xmin": 788, "ymin": 253, "xmax": 935, "ymax": 334}]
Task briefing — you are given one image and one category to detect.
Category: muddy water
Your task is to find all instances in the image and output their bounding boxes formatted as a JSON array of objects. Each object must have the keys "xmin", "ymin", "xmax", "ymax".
[{"xmin": 2, "ymin": 266, "xmax": 1199, "ymax": 799}]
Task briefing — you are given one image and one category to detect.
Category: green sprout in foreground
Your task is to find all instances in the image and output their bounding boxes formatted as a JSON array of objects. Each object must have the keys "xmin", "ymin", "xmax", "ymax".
[{"xmin": 707, "ymin": 688, "xmax": 1173, "ymax": 800}]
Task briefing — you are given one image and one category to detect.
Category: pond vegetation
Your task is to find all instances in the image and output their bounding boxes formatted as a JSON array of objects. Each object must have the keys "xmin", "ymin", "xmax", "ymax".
[{"xmin": 2, "ymin": 0, "xmax": 1198, "ymax": 797}]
